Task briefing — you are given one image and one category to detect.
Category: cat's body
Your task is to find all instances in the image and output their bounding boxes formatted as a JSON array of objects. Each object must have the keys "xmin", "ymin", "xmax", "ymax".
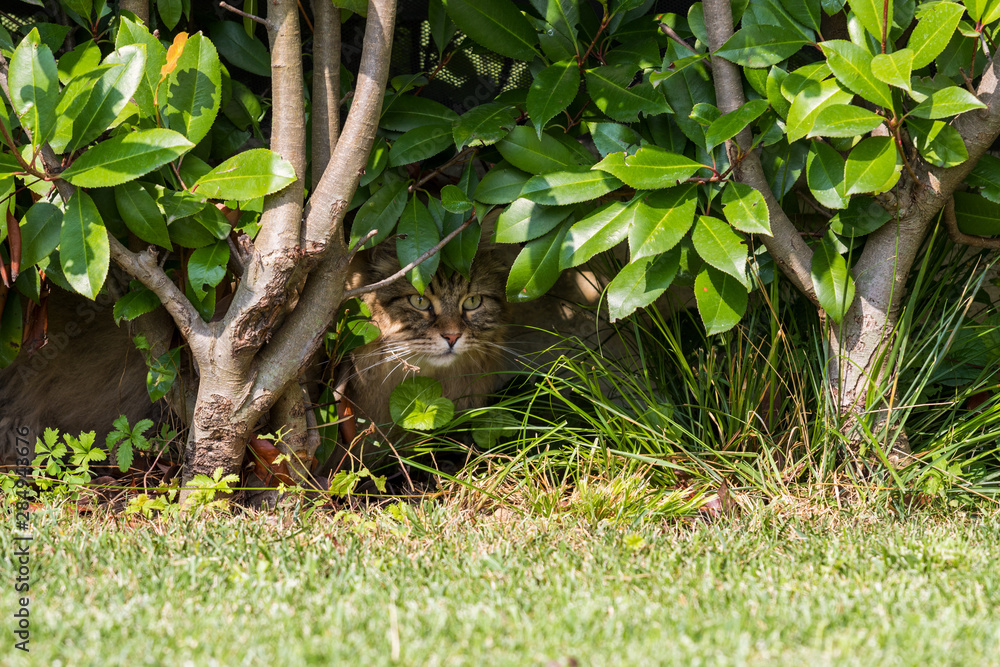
[{"xmin": 334, "ymin": 249, "xmax": 512, "ymax": 468}]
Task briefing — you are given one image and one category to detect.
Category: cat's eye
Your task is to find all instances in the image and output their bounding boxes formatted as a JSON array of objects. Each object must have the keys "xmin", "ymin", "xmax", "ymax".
[
  {"xmin": 462, "ymin": 295, "xmax": 482, "ymax": 311},
  {"xmin": 408, "ymin": 295, "xmax": 432, "ymax": 311}
]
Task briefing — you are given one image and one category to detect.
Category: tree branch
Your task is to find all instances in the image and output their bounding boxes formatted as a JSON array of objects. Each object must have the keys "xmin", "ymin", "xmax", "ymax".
[
  {"xmin": 702, "ymin": 0, "xmax": 819, "ymax": 307},
  {"xmin": 219, "ymin": 2, "xmax": 268, "ymax": 28},
  {"xmin": 342, "ymin": 215, "xmax": 474, "ymax": 299},
  {"xmin": 944, "ymin": 196, "xmax": 1000, "ymax": 249},
  {"xmin": 311, "ymin": 0, "xmax": 341, "ymax": 188}
]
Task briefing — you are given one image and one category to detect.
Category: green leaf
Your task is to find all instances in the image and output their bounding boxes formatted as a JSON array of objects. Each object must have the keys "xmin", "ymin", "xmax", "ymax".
[
  {"xmin": 806, "ymin": 142, "xmax": 849, "ymax": 209},
  {"xmin": 695, "ymin": 266, "xmax": 748, "ymax": 335},
  {"xmin": 475, "ymin": 162, "xmax": 531, "ymax": 205},
  {"xmin": 766, "ymin": 66, "xmax": 791, "ymax": 118},
  {"xmin": 779, "ymin": 0, "xmax": 821, "ymax": 32},
  {"xmin": 116, "ymin": 18, "xmax": 166, "ymax": 118},
  {"xmin": 66, "ymin": 45, "xmax": 146, "ymax": 153},
  {"xmin": 808, "ymin": 104, "xmax": 885, "ymax": 137},
  {"xmin": 146, "ymin": 347, "xmax": 181, "ymax": 402},
  {"xmin": 210, "ymin": 21, "xmax": 271, "ymax": 77},
  {"xmin": 115, "ymin": 181, "xmax": 172, "ymax": 249},
  {"xmin": 907, "ymin": 2, "xmax": 965, "ymax": 69},
  {"xmin": 870, "ymin": 49, "xmax": 914, "ymax": 90},
  {"xmin": 526, "ymin": 60, "xmax": 580, "ymax": 136},
  {"xmin": 588, "ymin": 121, "xmax": 640, "ymax": 157},
  {"xmin": 194, "ymin": 149, "xmax": 297, "ymax": 200},
  {"xmin": 905, "ymin": 118, "xmax": 969, "ymax": 168},
  {"xmin": 187, "ymin": 241, "xmax": 230, "ymax": 300},
  {"xmin": 560, "ymin": 199, "xmax": 636, "ymax": 269},
  {"xmin": 382, "ymin": 96, "xmax": 459, "ymax": 131},
  {"xmin": 721, "ymin": 182, "xmax": 771, "ymax": 234},
  {"xmin": 593, "ymin": 147, "xmax": 703, "ymax": 190},
  {"xmin": 520, "ymin": 168, "xmax": 622, "ymax": 206},
  {"xmin": 910, "ymin": 87, "xmax": 986, "ymax": 119},
  {"xmin": 396, "ymin": 196, "xmax": 441, "ymax": 294},
  {"xmin": 819, "ymin": 40, "xmax": 893, "ymax": 109},
  {"xmin": 452, "ymin": 102, "xmax": 518, "ymax": 149},
  {"xmin": 350, "ymin": 177, "xmax": 410, "ymax": 250},
  {"xmin": 440, "ymin": 184, "xmax": 473, "ymax": 214},
  {"xmin": 389, "ymin": 377, "xmax": 455, "ymax": 430},
  {"xmin": 714, "ymin": 26, "xmax": 808, "ymax": 68},
  {"xmin": 441, "ymin": 212, "xmax": 480, "ymax": 279},
  {"xmin": 57, "ymin": 40, "xmax": 101, "ymax": 84},
  {"xmin": 585, "ymin": 66, "xmax": 671, "ymax": 123},
  {"xmin": 495, "ymin": 198, "xmax": 573, "ymax": 243},
  {"xmin": 389, "ymin": 125, "xmax": 454, "ymax": 166},
  {"xmin": 829, "ymin": 196, "xmax": 891, "ymax": 237},
  {"xmin": 18, "ymin": 201, "xmax": 63, "ymax": 269},
  {"xmin": 9, "ymin": 29, "xmax": 59, "ymax": 145},
  {"xmin": 966, "ymin": 154, "xmax": 1000, "ymax": 202},
  {"xmin": 496, "ymin": 126, "xmax": 587, "ymax": 174},
  {"xmin": 60, "ymin": 192, "xmax": 110, "ymax": 299},
  {"xmin": 851, "ymin": 0, "xmax": 893, "ymax": 42},
  {"xmin": 952, "ymin": 191, "xmax": 1000, "ymax": 236},
  {"xmin": 0, "ymin": 295, "xmax": 23, "ymax": 369},
  {"xmin": 629, "ymin": 186, "xmax": 698, "ymax": 260},
  {"xmin": 61, "ymin": 129, "xmax": 193, "ymax": 188},
  {"xmin": 161, "ymin": 33, "xmax": 222, "ymax": 146},
  {"xmin": 810, "ymin": 232, "xmax": 855, "ymax": 323},
  {"xmin": 607, "ymin": 249, "xmax": 681, "ymax": 322},
  {"xmin": 157, "ymin": 0, "xmax": 182, "ymax": 29},
  {"xmin": 691, "ymin": 215, "xmax": 748, "ymax": 287},
  {"xmin": 113, "ymin": 285, "xmax": 162, "ymax": 323},
  {"xmin": 786, "ymin": 78, "xmax": 854, "ymax": 143},
  {"xmin": 507, "ymin": 219, "xmax": 571, "ymax": 301},
  {"xmin": 844, "ymin": 136, "xmax": 898, "ymax": 195},
  {"xmin": 704, "ymin": 99, "xmax": 770, "ymax": 150},
  {"xmin": 442, "ymin": 0, "xmax": 539, "ymax": 61}
]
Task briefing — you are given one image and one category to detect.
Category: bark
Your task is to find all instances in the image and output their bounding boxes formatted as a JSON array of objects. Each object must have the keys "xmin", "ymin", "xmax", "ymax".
[
  {"xmin": 703, "ymin": 0, "xmax": 1000, "ymax": 462},
  {"xmin": 120, "ymin": 0, "xmax": 149, "ymax": 24}
]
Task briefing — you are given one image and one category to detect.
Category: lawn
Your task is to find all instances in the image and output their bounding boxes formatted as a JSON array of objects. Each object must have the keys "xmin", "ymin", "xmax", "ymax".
[{"xmin": 3, "ymin": 498, "xmax": 999, "ymax": 666}]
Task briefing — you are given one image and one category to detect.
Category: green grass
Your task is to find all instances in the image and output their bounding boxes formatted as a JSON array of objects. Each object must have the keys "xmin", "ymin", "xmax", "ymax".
[{"xmin": 4, "ymin": 502, "xmax": 1000, "ymax": 666}]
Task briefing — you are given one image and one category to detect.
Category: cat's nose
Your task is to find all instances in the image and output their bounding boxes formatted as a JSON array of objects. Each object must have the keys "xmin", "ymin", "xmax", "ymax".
[{"xmin": 441, "ymin": 333, "xmax": 462, "ymax": 348}]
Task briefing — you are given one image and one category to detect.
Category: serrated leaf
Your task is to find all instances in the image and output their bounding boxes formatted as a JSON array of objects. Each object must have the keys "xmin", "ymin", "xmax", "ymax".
[
  {"xmin": 389, "ymin": 125, "xmax": 454, "ymax": 166},
  {"xmin": 721, "ymin": 182, "xmax": 771, "ymax": 234},
  {"xmin": 829, "ymin": 195, "xmax": 891, "ymax": 237},
  {"xmin": 18, "ymin": 201, "xmax": 62, "ymax": 269},
  {"xmin": 520, "ymin": 168, "xmax": 622, "ymax": 206},
  {"xmin": 714, "ymin": 25, "xmax": 808, "ymax": 68},
  {"xmin": 453, "ymin": 102, "xmax": 518, "ymax": 148},
  {"xmin": 160, "ymin": 33, "xmax": 222, "ymax": 146},
  {"xmin": 560, "ymin": 199, "xmax": 636, "ymax": 268},
  {"xmin": 526, "ymin": 60, "xmax": 580, "ymax": 136},
  {"xmin": 691, "ymin": 215, "xmax": 748, "ymax": 287},
  {"xmin": 187, "ymin": 241, "xmax": 230, "ymax": 300},
  {"xmin": 910, "ymin": 86, "xmax": 986, "ymax": 119},
  {"xmin": 350, "ymin": 178, "xmax": 409, "ymax": 250},
  {"xmin": 695, "ymin": 266, "xmax": 748, "ymax": 335},
  {"xmin": 442, "ymin": 0, "xmax": 539, "ymax": 61},
  {"xmin": 66, "ymin": 45, "xmax": 147, "ymax": 153},
  {"xmin": 389, "ymin": 377, "xmax": 455, "ymax": 430},
  {"xmin": 585, "ymin": 65, "xmax": 671, "ymax": 123},
  {"xmin": 593, "ymin": 147, "xmax": 702, "ymax": 190},
  {"xmin": 440, "ymin": 184, "xmax": 473, "ymax": 213},
  {"xmin": 704, "ymin": 99, "xmax": 770, "ymax": 150},
  {"xmin": 507, "ymin": 219, "xmax": 571, "ymax": 301},
  {"xmin": 952, "ymin": 191, "xmax": 1000, "ymax": 235},
  {"xmin": 61, "ymin": 129, "xmax": 193, "ymax": 188},
  {"xmin": 905, "ymin": 117, "xmax": 969, "ymax": 168},
  {"xmin": 871, "ymin": 49, "xmax": 914, "ymax": 90},
  {"xmin": 397, "ymin": 196, "xmax": 440, "ymax": 294},
  {"xmin": 851, "ymin": 0, "xmax": 892, "ymax": 42},
  {"xmin": 116, "ymin": 18, "xmax": 166, "ymax": 118},
  {"xmin": 786, "ymin": 78, "xmax": 854, "ymax": 143},
  {"xmin": 820, "ymin": 40, "xmax": 893, "ymax": 109},
  {"xmin": 194, "ymin": 149, "xmax": 297, "ymax": 200},
  {"xmin": 629, "ymin": 186, "xmax": 697, "ymax": 260},
  {"xmin": 496, "ymin": 126, "xmax": 587, "ymax": 174},
  {"xmin": 113, "ymin": 286, "xmax": 162, "ymax": 323},
  {"xmin": 57, "ymin": 39, "xmax": 101, "ymax": 84},
  {"xmin": 60, "ymin": 192, "xmax": 109, "ymax": 299},
  {"xmin": 115, "ymin": 181, "xmax": 172, "ymax": 249},
  {"xmin": 806, "ymin": 142, "xmax": 848, "ymax": 210},
  {"xmin": 210, "ymin": 21, "xmax": 270, "ymax": 77},
  {"xmin": 908, "ymin": 2, "xmax": 965, "ymax": 69},
  {"xmin": 382, "ymin": 96, "xmax": 459, "ymax": 131},
  {"xmin": 808, "ymin": 104, "xmax": 885, "ymax": 138},
  {"xmin": 475, "ymin": 162, "xmax": 531, "ymax": 204},
  {"xmin": 607, "ymin": 249, "xmax": 681, "ymax": 322},
  {"xmin": 845, "ymin": 136, "xmax": 898, "ymax": 195},
  {"xmin": 9, "ymin": 29, "xmax": 59, "ymax": 146},
  {"xmin": 811, "ymin": 231, "xmax": 855, "ymax": 323},
  {"xmin": 495, "ymin": 198, "xmax": 573, "ymax": 243}
]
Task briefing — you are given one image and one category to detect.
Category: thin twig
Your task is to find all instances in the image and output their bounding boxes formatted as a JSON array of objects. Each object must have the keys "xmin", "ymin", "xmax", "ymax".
[
  {"xmin": 346, "ymin": 228, "xmax": 379, "ymax": 262},
  {"xmin": 658, "ymin": 22, "xmax": 710, "ymax": 68},
  {"xmin": 219, "ymin": 1, "xmax": 268, "ymax": 27},
  {"xmin": 943, "ymin": 196, "xmax": 1000, "ymax": 249},
  {"xmin": 411, "ymin": 147, "xmax": 475, "ymax": 190},
  {"xmin": 342, "ymin": 216, "xmax": 474, "ymax": 299}
]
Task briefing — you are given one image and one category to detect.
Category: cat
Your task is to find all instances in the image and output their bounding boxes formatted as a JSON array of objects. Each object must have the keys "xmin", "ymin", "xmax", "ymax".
[{"xmin": 330, "ymin": 247, "xmax": 513, "ymax": 471}]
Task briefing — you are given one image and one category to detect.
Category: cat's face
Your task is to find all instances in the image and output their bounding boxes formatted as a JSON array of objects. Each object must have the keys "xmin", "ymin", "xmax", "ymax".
[{"xmin": 364, "ymin": 251, "xmax": 508, "ymax": 369}]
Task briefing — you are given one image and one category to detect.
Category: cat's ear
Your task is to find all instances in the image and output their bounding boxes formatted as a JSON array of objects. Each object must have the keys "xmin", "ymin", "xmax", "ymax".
[{"xmin": 479, "ymin": 207, "xmax": 500, "ymax": 248}]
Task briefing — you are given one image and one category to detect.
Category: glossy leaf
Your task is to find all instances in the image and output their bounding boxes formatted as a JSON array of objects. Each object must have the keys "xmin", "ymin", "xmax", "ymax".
[
  {"xmin": 187, "ymin": 241, "xmax": 230, "ymax": 300},
  {"xmin": 786, "ymin": 79, "xmax": 853, "ymax": 143},
  {"xmin": 721, "ymin": 182, "xmax": 771, "ymax": 234},
  {"xmin": 115, "ymin": 181, "xmax": 172, "ymax": 250},
  {"xmin": 691, "ymin": 215, "xmax": 748, "ymax": 287},
  {"xmin": 495, "ymin": 198, "xmax": 573, "ymax": 243},
  {"xmin": 808, "ymin": 104, "xmax": 884, "ymax": 137},
  {"xmin": 382, "ymin": 96, "xmax": 458, "ymax": 131},
  {"xmin": 905, "ymin": 118, "xmax": 969, "ymax": 168},
  {"xmin": 910, "ymin": 86, "xmax": 986, "ymax": 119},
  {"xmin": 210, "ymin": 21, "xmax": 270, "ymax": 77},
  {"xmin": 442, "ymin": 0, "xmax": 539, "ymax": 61},
  {"xmin": 506, "ymin": 219, "xmax": 571, "ymax": 302},
  {"xmin": 113, "ymin": 285, "xmax": 162, "ymax": 324},
  {"xmin": 389, "ymin": 125, "xmax": 454, "ymax": 166},
  {"xmin": 453, "ymin": 102, "xmax": 518, "ymax": 148},
  {"xmin": 811, "ymin": 232, "xmax": 855, "ymax": 323},
  {"xmin": 828, "ymin": 196, "xmax": 891, "ymax": 237},
  {"xmin": 496, "ymin": 126, "xmax": 587, "ymax": 174},
  {"xmin": 704, "ymin": 98, "xmax": 770, "ymax": 150},
  {"xmin": 475, "ymin": 162, "xmax": 531, "ymax": 204},
  {"xmin": 396, "ymin": 196, "xmax": 441, "ymax": 294},
  {"xmin": 870, "ymin": 49, "xmax": 914, "ymax": 90},
  {"xmin": 952, "ymin": 191, "xmax": 1000, "ymax": 236},
  {"xmin": 350, "ymin": 177, "xmax": 409, "ymax": 250},
  {"xmin": 844, "ymin": 137, "xmax": 898, "ymax": 195},
  {"xmin": 389, "ymin": 377, "xmax": 455, "ymax": 430},
  {"xmin": 593, "ymin": 147, "xmax": 702, "ymax": 189},
  {"xmin": 908, "ymin": 2, "xmax": 965, "ymax": 69},
  {"xmin": 526, "ymin": 60, "xmax": 580, "ymax": 136},
  {"xmin": 194, "ymin": 149, "xmax": 297, "ymax": 200},
  {"xmin": 18, "ymin": 201, "xmax": 62, "ymax": 269},
  {"xmin": 851, "ymin": 0, "xmax": 892, "ymax": 42},
  {"xmin": 440, "ymin": 184, "xmax": 473, "ymax": 213},
  {"xmin": 60, "ymin": 191, "xmax": 109, "ymax": 300},
  {"xmin": 585, "ymin": 66, "xmax": 671, "ymax": 122},
  {"xmin": 714, "ymin": 26, "xmax": 808, "ymax": 68},
  {"xmin": 9, "ymin": 29, "xmax": 59, "ymax": 145},
  {"xmin": 521, "ymin": 168, "xmax": 622, "ymax": 206},
  {"xmin": 820, "ymin": 40, "xmax": 893, "ymax": 109},
  {"xmin": 61, "ymin": 129, "xmax": 193, "ymax": 187},
  {"xmin": 116, "ymin": 17, "xmax": 166, "ymax": 118},
  {"xmin": 629, "ymin": 186, "xmax": 698, "ymax": 260},
  {"xmin": 560, "ymin": 199, "xmax": 636, "ymax": 269},
  {"xmin": 806, "ymin": 142, "xmax": 849, "ymax": 210},
  {"xmin": 160, "ymin": 33, "xmax": 221, "ymax": 146},
  {"xmin": 607, "ymin": 249, "xmax": 681, "ymax": 322},
  {"xmin": 695, "ymin": 266, "xmax": 748, "ymax": 336},
  {"xmin": 67, "ymin": 46, "xmax": 146, "ymax": 153}
]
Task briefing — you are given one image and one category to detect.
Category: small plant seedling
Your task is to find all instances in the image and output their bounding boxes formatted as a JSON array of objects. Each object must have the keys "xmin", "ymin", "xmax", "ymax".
[{"xmin": 106, "ymin": 415, "xmax": 155, "ymax": 472}]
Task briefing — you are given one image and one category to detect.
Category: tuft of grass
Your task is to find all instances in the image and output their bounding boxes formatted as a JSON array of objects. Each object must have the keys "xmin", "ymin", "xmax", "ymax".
[{"xmin": 4, "ymin": 501, "xmax": 999, "ymax": 666}]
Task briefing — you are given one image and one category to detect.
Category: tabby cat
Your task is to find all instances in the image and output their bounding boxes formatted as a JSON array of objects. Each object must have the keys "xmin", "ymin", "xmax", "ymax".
[{"xmin": 333, "ymin": 248, "xmax": 513, "ymax": 469}]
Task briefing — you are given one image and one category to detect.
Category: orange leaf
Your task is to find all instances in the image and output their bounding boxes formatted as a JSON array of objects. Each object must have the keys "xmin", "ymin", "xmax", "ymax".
[{"xmin": 160, "ymin": 32, "xmax": 189, "ymax": 79}]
